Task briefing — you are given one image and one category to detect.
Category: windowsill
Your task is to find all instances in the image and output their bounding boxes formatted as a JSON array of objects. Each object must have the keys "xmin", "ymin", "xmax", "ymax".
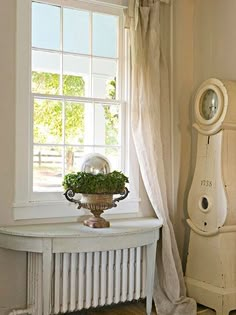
[{"xmin": 13, "ymin": 198, "xmax": 140, "ymax": 221}]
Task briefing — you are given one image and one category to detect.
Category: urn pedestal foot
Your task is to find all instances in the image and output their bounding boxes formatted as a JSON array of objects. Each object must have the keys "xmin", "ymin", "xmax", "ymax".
[{"xmin": 83, "ymin": 216, "xmax": 110, "ymax": 228}]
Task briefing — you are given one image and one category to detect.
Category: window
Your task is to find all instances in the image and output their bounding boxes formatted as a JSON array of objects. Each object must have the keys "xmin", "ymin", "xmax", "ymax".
[
  {"xmin": 32, "ymin": 1, "xmax": 123, "ymax": 193},
  {"xmin": 14, "ymin": 0, "xmax": 139, "ymax": 220}
]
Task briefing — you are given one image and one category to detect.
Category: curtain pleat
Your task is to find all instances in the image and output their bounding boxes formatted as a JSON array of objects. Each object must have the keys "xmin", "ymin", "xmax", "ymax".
[{"xmin": 125, "ymin": 1, "xmax": 197, "ymax": 314}]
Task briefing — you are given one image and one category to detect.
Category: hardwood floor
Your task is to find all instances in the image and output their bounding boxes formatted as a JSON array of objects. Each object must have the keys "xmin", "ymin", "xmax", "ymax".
[
  {"xmin": 70, "ymin": 301, "xmax": 236, "ymax": 315},
  {"xmin": 71, "ymin": 301, "xmax": 156, "ymax": 315}
]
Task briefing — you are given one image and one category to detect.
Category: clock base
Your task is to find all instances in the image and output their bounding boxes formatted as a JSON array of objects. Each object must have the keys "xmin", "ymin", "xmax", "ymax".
[
  {"xmin": 185, "ymin": 277, "xmax": 236, "ymax": 315},
  {"xmin": 185, "ymin": 227, "xmax": 236, "ymax": 315}
]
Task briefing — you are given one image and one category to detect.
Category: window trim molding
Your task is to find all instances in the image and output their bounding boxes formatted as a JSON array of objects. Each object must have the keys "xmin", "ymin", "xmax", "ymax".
[
  {"xmin": 15, "ymin": 0, "xmax": 32, "ymax": 204},
  {"xmin": 14, "ymin": 0, "xmax": 139, "ymax": 221},
  {"xmin": 34, "ymin": 0, "xmax": 127, "ymax": 13}
]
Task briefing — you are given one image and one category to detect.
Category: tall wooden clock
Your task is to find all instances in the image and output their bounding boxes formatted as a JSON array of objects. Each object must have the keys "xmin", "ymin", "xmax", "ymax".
[{"xmin": 185, "ymin": 78, "xmax": 236, "ymax": 315}]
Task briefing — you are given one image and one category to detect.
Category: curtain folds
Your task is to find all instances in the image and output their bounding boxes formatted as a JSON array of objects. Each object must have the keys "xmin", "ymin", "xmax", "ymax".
[{"xmin": 124, "ymin": 1, "xmax": 196, "ymax": 314}]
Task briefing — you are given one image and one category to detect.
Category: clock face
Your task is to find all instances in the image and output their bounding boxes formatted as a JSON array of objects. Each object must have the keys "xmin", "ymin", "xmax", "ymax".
[{"xmin": 200, "ymin": 89, "xmax": 218, "ymax": 120}]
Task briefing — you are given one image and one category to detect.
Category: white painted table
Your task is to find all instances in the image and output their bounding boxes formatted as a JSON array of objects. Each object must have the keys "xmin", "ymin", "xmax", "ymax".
[{"xmin": 0, "ymin": 217, "xmax": 162, "ymax": 315}]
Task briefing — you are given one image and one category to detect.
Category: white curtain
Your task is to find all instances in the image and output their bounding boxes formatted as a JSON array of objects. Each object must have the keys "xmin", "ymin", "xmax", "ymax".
[{"xmin": 124, "ymin": 1, "xmax": 196, "ymax": 314}]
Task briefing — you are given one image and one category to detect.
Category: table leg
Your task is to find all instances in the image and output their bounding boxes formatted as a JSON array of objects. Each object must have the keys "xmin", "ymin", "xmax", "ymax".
[
  {"xmin": 146, "ymin": 241, "xmax": 157, "ymax": 315},
  {"xmin": 42, "ymin": 239, "xmax": 52, "ymax": 315}
]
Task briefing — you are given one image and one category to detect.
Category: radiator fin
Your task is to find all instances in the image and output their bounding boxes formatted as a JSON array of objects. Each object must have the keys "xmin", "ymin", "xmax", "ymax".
[{"xmin": 27, "ymin": 247, "xmax": 146, "ymax": 314}]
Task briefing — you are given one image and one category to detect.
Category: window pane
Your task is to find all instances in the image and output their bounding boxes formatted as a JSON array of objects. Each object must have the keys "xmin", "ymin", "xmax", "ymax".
[
  {"xmin": 63, "ymin": 55, "xmax": 90, "ymax": 97},
  {"xmin": 94, "ymin": 104, "xmax": 120, "ymax": 145},
  {"xmin": 93, "ymin": 76, "xmax": 116, "ymax": 99},
  {"xmin": 93, "ymin": 13, "xmax": 118, "ymax": 58},
  {"xmin": 65, "ymin": 102, "xmax": 85, "ymax": 145},
  {"xmin": 65, "ymin": 146, "xmax": 93, "ymax": 173},
  {"xmin": 96, "ymin": 147, "xmax": 121, "ymax": 171},
  {"xmin": 32, "ymin": 2, "xmax": 60, "ymax": 50},
  {"xmin": 33, "ymin": 145, "xmax": 63, "ymax": 192},
  {"xmin": 63, "ymin": 8, "xmax": 90, "ymax": 54},
  {"xmin": 32, "ymin": 50, "xmax": 60, "ymax": 95},
  {"xmin": 34, "ymin": 99, "xmax": 63, "ymax": 144},
  {"xmin": 93, "ymin": 58, "xmax": 117, "ymax": 99},
  {"xmin": 93, "ymin": 58, "xmax": 117, "ymax": 76},
  {"xmin": 83, "ymin": 103, "xmax": 94, "ymax": 145}
]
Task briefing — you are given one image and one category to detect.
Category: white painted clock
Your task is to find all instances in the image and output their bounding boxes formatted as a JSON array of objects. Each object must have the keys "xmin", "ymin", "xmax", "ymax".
[{"xmin": 185, "ymin": 78, "xmax": 236, "ymax": 315}]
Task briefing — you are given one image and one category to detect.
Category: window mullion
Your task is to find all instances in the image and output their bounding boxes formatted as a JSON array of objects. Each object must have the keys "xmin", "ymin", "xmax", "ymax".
[
  {"xmin": 30, "ymin": 95, "xmax": 35, "ymax": 198},
  {"xmin": 32, "ymin": 46, "xmax": 119, "ymax": 62},
  {"xmin": 60, "ymin": 6, "xmax": 66, "ymax": 178},
  {"xmin": 62, "ymin": 100, "xmax": 66, "ymax": 177},
  {"xmin": 119, "ymin": 14, "xmax": 126, "ymax": 171},
  {"xmin": 32, "ymin": 93, "xmax": 121, "ymax": 105},
  {"xmin": 91, "ymin": 10, "xmax": 95, "ymax": 149},
  {"xmin": 90, "ymin": 10, "xmax": 93, "ymax": 97},
  {"xmin": 33, "ymin": 143, "xmax": 121, "ymax": 148},
  {"xmin": 93, "ymin": 101, "xmax": 95, "ymax": 149},
  {"xmin": 60, "ymin": 6, "xmax": 63, "ymax": 94}
]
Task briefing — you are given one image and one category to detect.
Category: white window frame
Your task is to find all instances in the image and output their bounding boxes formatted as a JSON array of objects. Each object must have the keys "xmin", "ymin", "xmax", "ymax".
[{"xmin": 14, "ymin": 0, "xmax": 139, "ymax": 221}]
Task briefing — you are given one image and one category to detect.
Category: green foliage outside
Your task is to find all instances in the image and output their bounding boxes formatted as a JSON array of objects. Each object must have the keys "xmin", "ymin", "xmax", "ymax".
[
  {"xmin": 106, "ymin": 78, "xmax": 116, "ymax": 100},
  {"xmin": 103, "ymin": 105, "xmax": 119, "ymax": 145},
  {"xmin": 104, "ymin": 77, "xmax": 119, "ymax": 145},
  {"xmin": 32, "ymin": 71, "xmax": 86, "ymax": 96},
  {"xmin": 63, "ymin": 171, "xmax": 129, "ymax": 194},
  {"xmin": 33, "ymin": 71, "xmax": 118, "ymax": 146},
  {"xmin": 33, "ymin": 72, "xmax": 85, "ymax": 145}
]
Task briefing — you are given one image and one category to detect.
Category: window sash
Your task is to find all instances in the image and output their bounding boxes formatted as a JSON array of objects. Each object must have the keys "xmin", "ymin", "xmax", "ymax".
[{"xmin": 31, "ymin": 0, "xmax": 125, "ymax": 194}]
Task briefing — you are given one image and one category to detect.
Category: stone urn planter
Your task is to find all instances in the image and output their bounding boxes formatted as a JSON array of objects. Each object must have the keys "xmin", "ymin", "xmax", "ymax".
[{"xmin": 64, "ymin": 187, "xmax": 129, "ymax": 228}]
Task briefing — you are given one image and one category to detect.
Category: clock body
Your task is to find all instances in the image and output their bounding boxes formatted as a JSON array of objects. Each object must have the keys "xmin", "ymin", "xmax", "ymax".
[
  {"xmin": 185, "ymin": 78, "xmax": 236, "ymax": 315},
  {"xmin": 188, "ymin": 78, "xmax": 236, "ymax": 233}
]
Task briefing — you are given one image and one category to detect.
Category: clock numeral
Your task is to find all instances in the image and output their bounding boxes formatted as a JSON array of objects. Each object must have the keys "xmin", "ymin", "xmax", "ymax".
[{"xmin": 200, "ymin": 180, "xmax": 212, "ymax": 187}]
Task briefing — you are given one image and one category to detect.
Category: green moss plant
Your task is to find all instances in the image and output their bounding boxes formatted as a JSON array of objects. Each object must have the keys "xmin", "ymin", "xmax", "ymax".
[{"xmin": 62, "ymin": 171, "xmax": 129, "ymax": 194}]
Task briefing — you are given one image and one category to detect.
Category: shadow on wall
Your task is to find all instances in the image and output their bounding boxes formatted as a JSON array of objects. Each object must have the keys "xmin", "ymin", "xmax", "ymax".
[{"xmin": 175, "ymin": 90, "xmax": 196, "ymax": 272}]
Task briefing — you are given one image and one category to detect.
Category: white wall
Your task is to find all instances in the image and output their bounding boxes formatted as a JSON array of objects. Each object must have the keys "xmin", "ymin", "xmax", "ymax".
[
  {"xmin": 193, "ymin": 0, "xmax": 236, "ymax": 84},
  {"xmin": 172, "ymin": 0, "xmax": 194, "ymax": 266},
  {"xmin": 0, "ymin": 3, "xmax": 28, "ymax": 314},
  {"xmin": 0, "ymin": 0, "xmax": 15, "ymax": 226}
]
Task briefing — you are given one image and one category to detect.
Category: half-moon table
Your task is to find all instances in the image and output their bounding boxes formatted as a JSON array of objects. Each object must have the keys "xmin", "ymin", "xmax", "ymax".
[{"xmin": 0, "ymin": 217, "xmax": 162, "ymax": 315}]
